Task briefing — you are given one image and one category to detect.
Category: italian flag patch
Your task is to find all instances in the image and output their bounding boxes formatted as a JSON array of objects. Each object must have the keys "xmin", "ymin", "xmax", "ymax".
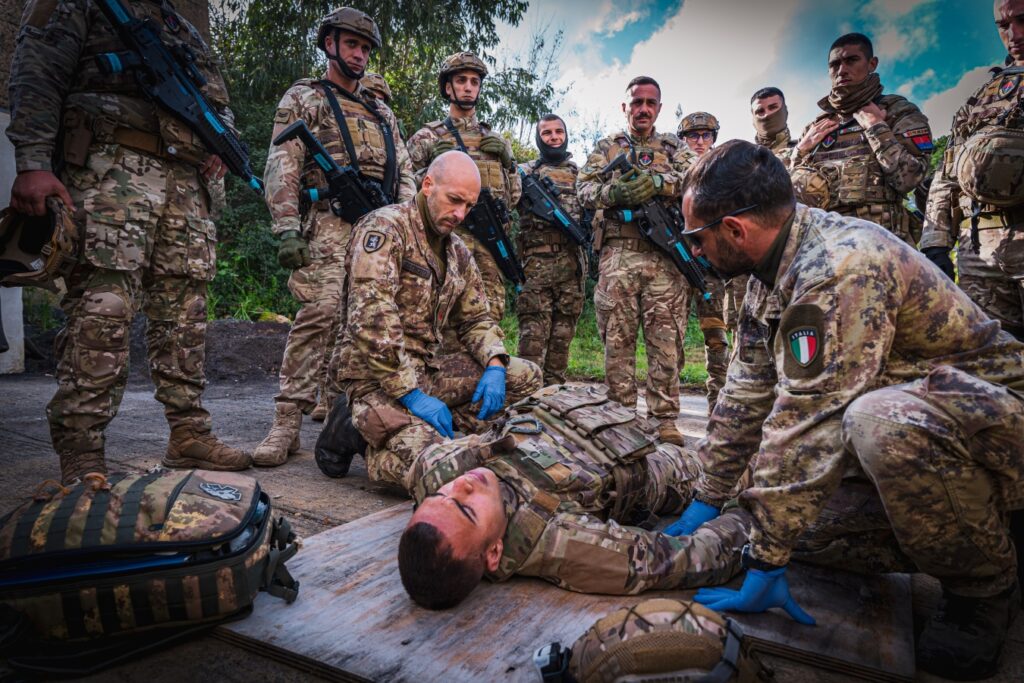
[{"xmin": 788, "ymin": 328, "xmax": 818, "ymax": 367}]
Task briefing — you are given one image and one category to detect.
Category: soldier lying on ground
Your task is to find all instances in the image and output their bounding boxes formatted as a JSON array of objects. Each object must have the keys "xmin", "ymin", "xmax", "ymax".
[{"xmin": 396, "ymin": 384, "xmax": 751, "ymax": 610}]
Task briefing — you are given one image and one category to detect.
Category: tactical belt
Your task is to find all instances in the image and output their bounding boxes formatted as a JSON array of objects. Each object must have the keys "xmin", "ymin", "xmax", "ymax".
[
  {"xmin": 603, "ymin": 237, "xmax": 656, "ymax": 253},
  {"xmin": 524, "ymin": 243, "xmax": 567, "ymax": 256},
  {"xmin": 64, "ymin": 111, "xmax": 203, "ymax": 167},
  {"xmin": 961, "ymin": 206, "xmax": 1024, "ymax": 252}
]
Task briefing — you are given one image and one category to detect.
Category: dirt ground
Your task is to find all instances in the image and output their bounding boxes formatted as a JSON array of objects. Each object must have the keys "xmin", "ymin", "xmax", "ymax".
[{"xmin": 1, "ymin": 324, "xmax": 1022, "ymax": 681}]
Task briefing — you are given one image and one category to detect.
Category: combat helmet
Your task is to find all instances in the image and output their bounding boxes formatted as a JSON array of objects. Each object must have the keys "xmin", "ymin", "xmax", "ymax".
[
  {"xmin": 535, "ymin": 598, "xmax": 770, "ymax": 683},
  {"xmin": 438, "ymin": 51, "xmax": 489, "ymax": 100},
  {"xmin": 316, "ymin": 7, "xmax": 381, "ymax": 51},
  {"xmin": 360, "ymin": 72, "xmax": 392, "ymax": 103},
  {"xmin": 0, "ymin": 198, "xmax": 78, "ymax": 291},
  {"xmin": 678, "ymin": 112, "xmax": 721, "ymax": 142}
]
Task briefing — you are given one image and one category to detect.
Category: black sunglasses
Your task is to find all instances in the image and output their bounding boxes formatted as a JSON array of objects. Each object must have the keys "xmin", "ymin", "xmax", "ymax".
[{"xmin": 681, "ymin": 204, "xmax": 760, "ymax": 235}]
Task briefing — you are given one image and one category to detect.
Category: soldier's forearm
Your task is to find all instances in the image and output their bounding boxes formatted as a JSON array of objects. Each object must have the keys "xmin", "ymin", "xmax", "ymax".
[{"xmin": 865, "ymin": 123, "xmax": 927, "ymax": 193}]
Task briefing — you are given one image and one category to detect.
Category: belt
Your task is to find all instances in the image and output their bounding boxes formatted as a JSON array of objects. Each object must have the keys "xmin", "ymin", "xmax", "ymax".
[
  {"xmin": 90, "ymin": 115, "xmax": 204, "ymax": 166},
  {"xmin": 604, "ymin": 237, "xmax": 655, "ymax": 253},
  {"xmin": 524, "ymin": 243, "xmax": 568, "ymax": 256},
  {"xmin": 960, "ymin": 206, "xmax": 1024, "ymax": 252}
]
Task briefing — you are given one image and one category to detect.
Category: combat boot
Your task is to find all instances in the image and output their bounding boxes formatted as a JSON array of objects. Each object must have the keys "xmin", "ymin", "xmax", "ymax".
[
  {"xmin": 311, "ymin": 392, "xmax": 334, "ymax": 423},
  {"xmin": 59, "ymin": 450, "xmax": 107, "ymax": 485},
  {"xmin": 253, "ymin": 402, "xmax": 302, "ymax": 467},
  {"xmin": 314, "ymin": 396, "xmax": 367, "ymax": 478},
  {"xmin": 657, "ymin": 419, "xmax": 686, "ymax": 447},
  {"xmin": 916, "ymin": 581, "xmax": 1020, "ymax": 680},
  {"xmin": 162, "ymin": 426, "xmax": 251, "ymax": 471}
]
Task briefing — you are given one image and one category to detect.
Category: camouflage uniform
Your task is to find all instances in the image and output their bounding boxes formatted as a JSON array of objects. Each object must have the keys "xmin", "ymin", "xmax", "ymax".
[
  {"xmin": 790, "ymin": 94, "xmax": 933, "ymax": 243},
  {"xmin": 756, "ymin": 128, "xmax": 796, "ymax": 165},
  {"xmin": 515, "ymin": 157, "xmax": 586, "ymax": 385},
  {"xmin": 332, "ymin": 196, "xmax": 542, "ymax": 488},
  {"xmin": 264, "ymin": 76, "xmax": 415, "ymax": 415},
  {"xmin": 694, "ymin": 205, "xmax": 1024, "ymax": 596},
  {"xmin": 409, "ymin": 385, "xmax": 750, "ymax": 594},
  {"xmin": 922, "ymin": 66, "xmax": 1024, "ymax": 340},
  {"xmin": 406, "ymin": 114, "xmax": 522, "ymax": 321},
  {"xmin": 693, "ymin": 280, "xmax": 728, "ymax": 414},
  {"xmin": 577, "ymin": 130, "xmax": 695, "ymax": 420},
  {"xmin": 7, "ymin": 0, "xmax": 246, "ymax": 479}
]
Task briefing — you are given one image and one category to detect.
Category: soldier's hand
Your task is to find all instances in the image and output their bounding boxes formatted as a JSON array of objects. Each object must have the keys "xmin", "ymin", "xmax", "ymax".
[
  {"xmin": 399, "ymin": 389, "xmax": 454, "ymax": 438},
  {"xmin": 696, "ymin": 566, "xmax": 816, "ymax": 625},
  {"xmin": 430, "ymin": 139, "xmax": 456, "ymax": 161},
  {"xmin": 479, "ymin": 133, "xmax": 513, "ymax": 168},
  {"xmin": 200, "ymin": 154, "xmax": 227, "ymax": 182},
  {"xmin": 472, "ymin": 363, "xmax": 506, "ymax": 420},
  {"xmin": 10, "ymin": 171, "xmax": 75, "ymax": 216},
  {"xmin": 277, "ymin": 230, "xmax": 310, "ymax": 270},
  {"xmin": 796, "ymin": 117, "xmax": 840, "ymax": 156},
  {"xmin": 922, "ymin": 246, "xmax": 956, "ymax": 281},
  {"xmin": 607, "ymin": 173, "xmax": 656, "ymax": 207},
  {"xmin": 852, "ymin": 102, "xmax": 886, "ymax": 129},
  {"xmin": 664, "ymin": 500, "xmax": 720, "ymax": 536}
]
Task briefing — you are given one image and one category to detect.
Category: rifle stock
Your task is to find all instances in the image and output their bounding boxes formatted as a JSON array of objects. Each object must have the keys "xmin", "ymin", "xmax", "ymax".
[
  {"xmin": 517, "ymin": 168, "xmax": 588, "ymax": 246},
  {"xmin": 464, "ymin": 190, "xmax": 526, "ymax": 287}
]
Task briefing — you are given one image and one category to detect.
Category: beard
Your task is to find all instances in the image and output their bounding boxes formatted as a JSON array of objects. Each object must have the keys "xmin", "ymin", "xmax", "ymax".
[{"xmin": 708, "ymin": 231, "xmax": 757, "ymax": 279}]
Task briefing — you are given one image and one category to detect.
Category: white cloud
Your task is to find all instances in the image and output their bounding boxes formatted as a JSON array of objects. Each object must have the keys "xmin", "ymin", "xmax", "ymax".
[
  {"xmin": 921, "ymin": 66, "xmax": 994, "ymax": 136},
  {"xmin": 600, "ymin": 10, "xmax": 649, "ymax": 36},
  {"xmin": 896, "ymin": 67, "xmax": 937, "ymax": 97},
  {"xmin": 865, "ymin": 0, "xmax": 937, "ymax": 20}
]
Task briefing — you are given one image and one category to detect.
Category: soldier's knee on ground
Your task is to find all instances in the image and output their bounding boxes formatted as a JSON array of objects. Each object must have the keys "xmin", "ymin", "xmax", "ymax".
[{"xmin": 507, "ymin": 357, "xmax": 543, "ymax": 395}]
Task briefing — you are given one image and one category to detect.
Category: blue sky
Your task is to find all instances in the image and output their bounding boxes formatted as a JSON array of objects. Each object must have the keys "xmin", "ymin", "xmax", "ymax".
[{"xmin": 497, "ymin": 0, "xmax": 1006, "ymax": 157}]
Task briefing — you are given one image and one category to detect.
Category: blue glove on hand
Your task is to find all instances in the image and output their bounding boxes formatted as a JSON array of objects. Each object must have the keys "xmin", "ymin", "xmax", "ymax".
[
  {"xmin": 695, "ymin": 567, "xmax": 816, "ymax": 625},
  {"xmin": 400, "ymin": 389, "xmax": 454, "ymax": 438},
  {"xmin": 664, "ymin": 500, "xmax": 720, "ymax": 536},
  {"xmin": 472, "ymin": 365, "xmax": 507, "ymax": 420}
]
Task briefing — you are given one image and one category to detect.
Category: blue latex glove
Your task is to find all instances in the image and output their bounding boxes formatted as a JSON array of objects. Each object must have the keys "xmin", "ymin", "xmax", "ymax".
[
  {"xmin": 399, "ymin": 389, "xmax": 454, "ymax": 438},
  {"xmin": 664, "ymin": 500, "xmax": 720, "ymax": 536},
  {"xmin": 695, "ymin": 567, "xmax": 816, "ymax": 625},
  {"xmin": 472, "ymin": 365, "xmax": 507, "ymax": 420}
]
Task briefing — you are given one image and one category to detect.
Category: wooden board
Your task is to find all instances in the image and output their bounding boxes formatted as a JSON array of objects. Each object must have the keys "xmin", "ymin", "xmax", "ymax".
[{"xmin": 217, "ymin": 503, "xmax": 914, "ymax": 682}]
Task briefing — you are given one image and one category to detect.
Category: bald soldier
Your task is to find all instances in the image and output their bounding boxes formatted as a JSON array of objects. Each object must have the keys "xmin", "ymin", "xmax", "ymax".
[
  {"xmin": 324, "ymin": 152, "xmax": 541, "ymax": 488},
  {"xmin": 670, "ymin": 141, "xmax": 1024, "ymax": 680},
  {"xmin": 790, "ymin": 33, "xmax": 933, "ymax": 243},
  {"xmin": 396, "ymin": 384, "xmax": 750, "ymax": 609}
]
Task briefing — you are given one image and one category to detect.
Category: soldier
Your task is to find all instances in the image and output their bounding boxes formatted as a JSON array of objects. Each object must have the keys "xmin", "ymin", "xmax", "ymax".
[
  {"xmin": 677, "ymin": 111, "xmax": 730, "ymax": 415},
  {"xmin": 256, "ymin": 8, "xmax": 416, "ymax": 465},
  {"xmin": 406, "ymin": 52, "xmax": 522, "ymax": 322},
  {"xmin": 789, "ymin": 32, "xmax": 933, "ymax": 244},
  {"xmin": 750, "ymin": 87, "xmax": 796, "ymax": 163},
  {"xmin": 359, "ymin": 71, "xmax": 408, "ymax": 141},
  {"xmin": 329, "ymin": 152, "xmax": 541, "ymax": 489},
  {"xmin": 922, "ymin": 0, "xmax": 1024, "ymax": 342},
  {"xmin": 7, "ymin": 0, "xmax": 251, "ymax": 483},
  {"xmin": 396, "ymin": 385, "xmax": 751, "ymax": 609},
  {"xmin": 672, "ymin": 141, "xmax": 1024, "ymax": 680},
  {"xmin": 577, "ymin": 77, "xmax": 694, "ymax": 446},
  {"xmin": 515, "ymin": 114, "xmax": 586, "ymax": 386}
]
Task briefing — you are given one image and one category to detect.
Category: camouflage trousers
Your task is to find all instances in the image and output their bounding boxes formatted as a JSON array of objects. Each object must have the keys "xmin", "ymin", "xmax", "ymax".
[
  {"xmin": 48, "ymin": 144, "xmax": 217, "ymax": 458},
  {"xmin": 723, "ymin": 275, "xmax": 749, "ymax": 331},
  {"xmin": 275, "ymin": 210, "xmax": 350, "ymax": 413},
  {"xmin": 441, "ymin": 227, "xmax": 509, "ymax": 353},
  {"xmin": 516, "ymin": 249, "xmax": 585, "ymax": 385},
  {"xmin": 594, "ymin": 244, "xmax": 691, "ymax": 419},
  {"xmin": 694, "ymin": 277, "xmax": 729, "ymax": 415},
  {"xmin": 798, "ymin": 366, "xmax": 1024, "ymax": 597},
  {"xmin": 347, "ymin": 353, "xmax": 542, "ymax": 491},
  {"xmin": 957, "ymin": 220, "xmax": 1024, "ymax": 341},
  {"xmin": 518, "ymin": 446, "xmax": 749, "ymax": 594}
]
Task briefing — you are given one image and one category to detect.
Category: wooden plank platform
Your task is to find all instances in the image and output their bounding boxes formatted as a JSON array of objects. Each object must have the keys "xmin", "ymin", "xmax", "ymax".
[{"xmin": 217, "ymin": 503, "xmax": 914, "ymax": 682}]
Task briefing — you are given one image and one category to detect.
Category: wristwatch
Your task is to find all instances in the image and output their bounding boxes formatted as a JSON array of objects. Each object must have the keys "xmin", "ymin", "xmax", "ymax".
[{"xmin": 741, "ymin": 544, "xmax": 784, "ymax": 572}]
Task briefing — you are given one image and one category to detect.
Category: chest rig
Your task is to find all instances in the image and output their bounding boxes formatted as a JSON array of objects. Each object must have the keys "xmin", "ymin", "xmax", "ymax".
[
  {"xmin": 519, "ymin": 159, "xmax": 581, "ymax": 251},
  {"xmin": 601, "ymin": 133, "xmax": 678, "ymax": 248},
  {"xmin": 435, "ymin": 118, "xmax": 511, "ymax": 200}
]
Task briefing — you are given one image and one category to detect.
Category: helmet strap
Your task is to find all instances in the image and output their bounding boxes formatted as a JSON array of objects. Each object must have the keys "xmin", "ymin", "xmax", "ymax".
[
  {"xmin": 329, "ymin": 28, "xmax": 366, "ymax": 81},
  {"xmin": 445, "ymin": 78, "xmax": 480, "ymax": 112}
]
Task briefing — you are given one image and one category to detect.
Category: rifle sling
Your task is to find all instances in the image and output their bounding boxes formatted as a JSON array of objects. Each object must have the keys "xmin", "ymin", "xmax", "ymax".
[{"xmin": 319, "ymin": 81, "xmax": 397, "ymax": 202}]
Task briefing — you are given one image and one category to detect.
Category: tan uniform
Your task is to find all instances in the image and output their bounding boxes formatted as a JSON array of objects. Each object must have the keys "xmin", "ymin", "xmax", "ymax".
[
  {"xmin": 264, "ymin": 78, "xmax": 415, "ymax": 413},
  {"xmin": 695, "ymin": 206, "xmax": 1024, "ymax": 596},
  {"xmin": 922, "ymin": 66, "xmax": 1024, "ymax": 340},
  {"xmin": 409, "ymin": 385, "xmax": 750, "ymax": 594},
  {"xmin": 576, "ymin": 130, "xmax": 695, "ymax": 420},
  {"xmin": 332, "ymin": 196, "xmax": 541, "ymax": 488},
  {"xmin": 791, "ymin": 95, "xmax": 932, "ymax": 243},
  {"xmin": 406, "ymin": 114, "xmax": 522, "ymax": 321},
  {"xmin": 756, "ymin": 128, "xmax": 797, "ymax": 165},
  {"xmin": 515, "ymin": 158, "xmax": 586, "ymax": 385}
]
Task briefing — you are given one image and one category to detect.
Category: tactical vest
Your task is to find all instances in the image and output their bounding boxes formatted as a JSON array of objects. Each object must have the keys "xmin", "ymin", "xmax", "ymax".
[
  {"xmin": 426, "ymin": 117, "xmax": 513, "ymax": 202},
  {"xmin": 601, "ymin": 132, "xmax": 682, "ymax": 247},
  {"xmin": 63, "ymin": 0, "xmax": 229, "ymax": 165},
  {"xmin": 411, "ymin": 385, "xmax": 659, "ymax": 579},
  {"xmin": 518, "ymin": 159, "xmax": 581, "ymax": 252}
]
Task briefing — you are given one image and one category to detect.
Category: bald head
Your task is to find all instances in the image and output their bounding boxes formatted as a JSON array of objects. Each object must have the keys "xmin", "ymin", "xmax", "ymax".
[
  {"xmin": 996, "ymin": 0, "xmax": 1024, "ymax": 65},
  {"xmin": 421, "ymin": 151, "xmax": 481, "ymax": 235}
]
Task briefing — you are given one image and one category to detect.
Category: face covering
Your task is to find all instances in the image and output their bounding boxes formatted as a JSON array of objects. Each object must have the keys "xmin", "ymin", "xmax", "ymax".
[
  {"xmin": 818, "ymin": 72, "xmax": 883, "ymax": 116},
  {"xmin": 753, "ymin": 104, "xmax": 788, "ymax": 142},
  {"xmin": 536, "ymin": 117, "xmax": 570, "ymax": 163}
]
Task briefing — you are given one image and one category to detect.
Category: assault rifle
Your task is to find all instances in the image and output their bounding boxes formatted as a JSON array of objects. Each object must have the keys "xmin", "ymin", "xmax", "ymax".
[
  {"xmin": 518, "ymin": 168, "xmax": 588, "ymax": 246},
  {"xmin": 93, "ymin": 0, "xmax": 264, "ymax": 195},
  {"xmin": 273, "ymin": 120, "xmax": 388, "ymax": 224},
  {"xmin": 600, "ymin": 154, "xmax": 711, "ymax": 296},
  {"xmin": 464, "ymin": 190, "xmax": 526, "ymax": 288}
]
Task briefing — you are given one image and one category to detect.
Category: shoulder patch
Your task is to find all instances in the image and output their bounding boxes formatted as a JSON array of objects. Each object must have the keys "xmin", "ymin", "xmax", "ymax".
[
  {"xmin": 274, "ymin": 108, "xmax": 292, "ymax": 125},
  {"xmin": 1000, "ymin": 74, "xmax": 1021, "ymax": 99},
  {"xmin": 780, "ymin": 303, "xmax": 826, "ymax": 379},
  {"xmin": 902, "ymin": 127, "xmax": 934, "ymax": 152},
  {"xmin": 363, "ymin": 231, "xmax": 386, "ymax": 253}
]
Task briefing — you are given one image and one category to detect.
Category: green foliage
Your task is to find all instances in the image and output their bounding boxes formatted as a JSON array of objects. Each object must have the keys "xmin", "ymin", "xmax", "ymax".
[{"xmin": 930, "ymin": 135, "xmax": 948, "ymax": 173}]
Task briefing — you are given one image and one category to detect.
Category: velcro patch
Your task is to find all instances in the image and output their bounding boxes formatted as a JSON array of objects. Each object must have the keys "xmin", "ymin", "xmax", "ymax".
[
  {"xmin": 902, "ymin": 127, "xmax": 934, "ymax": 151},
  {"xmin": 363, "ymin": 231, "xmax": 386, "ymax": 253},
  {"xmin": 780, "ymin": 304, "xmax": 826, "ymax": 379},
  {"xmin": 274, "ymin": 108, "xmax": 292, "ymax": 125}
]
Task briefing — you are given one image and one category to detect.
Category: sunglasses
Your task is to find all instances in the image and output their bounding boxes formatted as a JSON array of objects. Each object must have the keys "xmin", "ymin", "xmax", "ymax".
[{"xmin": 681, "ymin": 204, "xmax": 760, "ymax": 235}]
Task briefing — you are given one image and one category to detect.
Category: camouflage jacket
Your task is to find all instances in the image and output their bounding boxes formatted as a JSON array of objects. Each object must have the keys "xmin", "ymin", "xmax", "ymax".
[
  {"xmin": 8, "ymin": 0, "xmax": 233, "ymax": 173},
  {"xmin": 265, "ymin": 76, "xmax": 416, "ymax": 236},
  {"xmin": 335, "ymin": 195, "xmax": 507, "ymax": 399},
  {"xmin": 790, "ymin": 95, "xmax": 932, "ymax": 211},
  {"xmin": 756, "ymin": 129, "xmax": 796, "ymax": 166},
  {"xmin": 695, "ymin": 205, "xmax": 1024, "ymax": 567},
  {"xmin": 922, "ymin": 66, "xmax": 1023, "ymax": 249},
  {"xmin": 409, "ymin": 385, "xmax": 749, "ymax": 594},
  {"xmin": 516, "ymin": 157, "xmax": 583, "ymax": 252},
  {"xmin": 406, "ymin": 114, "xmax": 522, "ymax": 207}
]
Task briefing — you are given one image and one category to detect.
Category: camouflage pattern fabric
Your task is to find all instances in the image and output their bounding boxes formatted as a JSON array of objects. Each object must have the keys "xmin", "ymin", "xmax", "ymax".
[
  {"xmin": 694, "ymin": 205, "xmax": 1024, "ymax": 578},
  {"xmin": 756, "ymin": 128, "xmax": 797, "ymax": 166},
  {"xmin": 790, "ymin": 94, "xmax": 932, "ymax": 242},
  {"xmin": 694, "ymin": 278, "xmax": 729, "ymax": 414},
  {"xmin": 577, "ymin": 130, "xmax": 696, "ymax": 420},
  {"xmin": 264, "ymin": 78, "xmax": 416, "ymax": 412},
  {"xmin": 408, "ymin": 385, "xmax": 750, "ymax": 594},
  {"xmin": 922, "ymin": 68, "xmax": 1024, "ymax": 339},
  {"xmin": 406, "ymin": 114, "xmax": 522, "ymax": 321},
  {"xmin": 723, "ymin": 275, "xmax": 749, "ymax": 331},
  {"xmin": 515, "ymin": 158, "xmax": 586, "ymax": 385}
]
